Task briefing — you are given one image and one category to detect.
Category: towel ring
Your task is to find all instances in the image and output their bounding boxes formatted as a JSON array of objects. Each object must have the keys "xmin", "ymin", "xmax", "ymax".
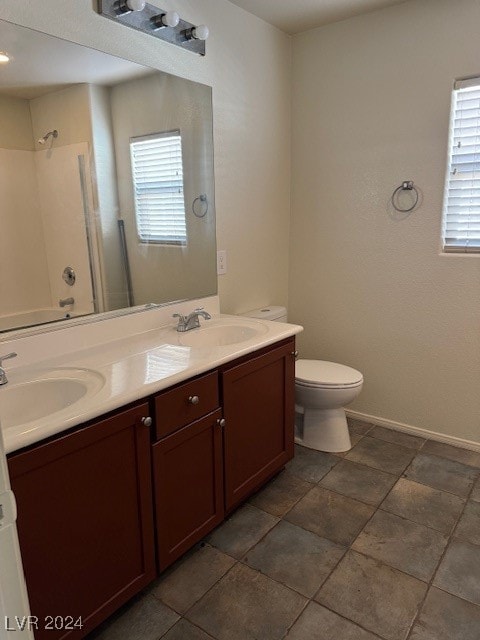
[
  {"xmin": 391, "ymin": 181, "xmax": 419, "ymax": 212},
  {"xmin": 192, "ymin": 194, "xmax": 208, "ymax": 218}
]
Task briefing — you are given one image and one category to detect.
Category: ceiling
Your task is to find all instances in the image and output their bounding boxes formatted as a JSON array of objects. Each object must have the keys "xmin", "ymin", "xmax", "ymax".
[
  {"xmin": 228, "ymin": 0, "xmax": 409, "ymax": 34},
  {"xmin": 0, "ymin": 20, "xmax": 150, "ymax": 99}
]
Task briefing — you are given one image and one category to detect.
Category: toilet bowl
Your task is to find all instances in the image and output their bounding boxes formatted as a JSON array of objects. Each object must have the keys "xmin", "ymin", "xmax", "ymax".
[
  {"xmin": 242, "ymin": 306, "xmax": 363, "ymax": 453},
  {"xmin": 295, "ymin": 360, "xmax": 363, "ymax": 452}
]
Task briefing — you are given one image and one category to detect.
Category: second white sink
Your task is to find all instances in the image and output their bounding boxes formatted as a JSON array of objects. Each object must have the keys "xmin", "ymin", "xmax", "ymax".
[{"xmin": 176, "ymin": 318, "xmax": 268, "ymax": 348}]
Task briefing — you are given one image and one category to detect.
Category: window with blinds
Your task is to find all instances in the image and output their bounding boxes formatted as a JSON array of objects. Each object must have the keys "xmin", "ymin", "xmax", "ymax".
[
  {"xmin": 442, "ymin": 78, "xmax": 480, "ymax": 252},
  {"xmin": 130, "ymin": 130, "xmax": 187, "ymax": 245}
]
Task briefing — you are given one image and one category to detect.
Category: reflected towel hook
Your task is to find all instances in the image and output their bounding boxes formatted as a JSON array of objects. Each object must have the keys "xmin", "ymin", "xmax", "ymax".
[
  {"xmin": 391, "ymin": 180, "xmax": 419, "ymax": 212},
  {"xmin": 192, "ymin": 194, "xmax": 208, "ymax": 218}
]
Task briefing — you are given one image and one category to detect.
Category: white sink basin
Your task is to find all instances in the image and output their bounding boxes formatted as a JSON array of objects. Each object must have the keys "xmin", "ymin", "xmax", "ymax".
[
  {"xmin": 176, "ymin": 318, "xmax": 268, "ymax": 348},
  {"xmin": 0, "ymin": 368, "xmax": 105, "ymax": 429}
]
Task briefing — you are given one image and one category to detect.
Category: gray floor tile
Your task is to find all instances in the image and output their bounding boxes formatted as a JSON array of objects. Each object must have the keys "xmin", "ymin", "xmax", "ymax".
[
  {"xmin": 286, "ymin": 601, "xmax": 380, "ymax": 640},
  {"xmin": 90, "ymin": 594, "xmax": 179, "ymax": 640},
  {"xmin": 317, "ymin": 551, "xmax": 427, "ymax": 640},
  {"xmin": 152, "ymin": 544, "xmax": 235, "ymax": 614},
  {"xmin": 381, "ymin": 478, "xmax": 465, "ymax": 534},
  {"xmin": 320, "ymin": 459, "xmax": 397, "ymax": 506},
  {"xmin": 471, "ymin": 477, "xmax": 480, "ymax": 502},
  {"xmin": 405, "ymin": 453, "xmax": 478, "ymax": 498},
  {"xmin": 286, "ymin": 445, "xmax": 338, "ymax": 483},
  {"xmin": 345, "ymin": 436, "xmax": 416, "ymax": 475},
  {"xmin": 249, "ymin": 470, "xmax": 313, "ymax": 517},
  {"xmin": 352, "ymin": 510, "xmax": 448, "ymax": 581},
  {"xmin": 455, "ymin": 501, "xmax": 480, "ymax": 546},
  {"xmin": 161, "ymin": 619, "xmax": 214, "ymax": 640},
  {"xmin": 187, "ymin": 563, "xmax": 306, "ymax": 640},
  {"xmin": 285, "ymin": 486, "xmax": 375, "ymax": 546},
  {"xmin": 434, "ymin": 540, "xmax": 480, "ymax": 605},
  {"xmin": 409, "ymin": 587, "xmax": 480, "ymax": 640},
  {"xmin": 369, "ymin": 426, "xmax": 425, "ymax": 450},
  {"xmin": 422, "ymin": 440, "xmax": 480, "ymax": 468},
  {"xmin": 244, "ymin": 520, "xmax": 345, "ymax": 597},
  {"xmin": 333, "ymin": 432, "xmax": 363, "ymax": 457},
  {"xmin": 206, "ymin": 504, "xmax": 278, "ymax": 559},
  {"xmin": 347, "ymin": 418, "xmax": 373, "ymax": 435}
]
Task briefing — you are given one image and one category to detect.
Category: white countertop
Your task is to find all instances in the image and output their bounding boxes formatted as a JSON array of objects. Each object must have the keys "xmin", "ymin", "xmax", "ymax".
[{"xmin": 2, "ymin": 313, "xmax": 302, "ymax": 454}]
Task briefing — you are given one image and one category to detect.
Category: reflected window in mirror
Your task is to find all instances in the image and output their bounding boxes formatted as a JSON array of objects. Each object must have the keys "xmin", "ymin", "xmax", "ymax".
[{"xmin": 130, "ymin": 130, "xmax": 187, "ymax": 246}]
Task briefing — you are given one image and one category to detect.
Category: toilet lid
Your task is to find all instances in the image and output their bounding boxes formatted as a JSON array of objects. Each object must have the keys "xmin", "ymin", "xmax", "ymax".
[{"xmin": 296, "ymin": 360, "xmax": 363, "ymax": 388}]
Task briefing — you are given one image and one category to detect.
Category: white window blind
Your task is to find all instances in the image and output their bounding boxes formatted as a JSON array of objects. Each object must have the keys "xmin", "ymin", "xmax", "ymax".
[
  {"xmin": 442, "ymin": 78, "xmax": 480, "ymax": 252},
  {"xmin": 130, "ymin": 131, "xmax": 187, "ymax": 245}
]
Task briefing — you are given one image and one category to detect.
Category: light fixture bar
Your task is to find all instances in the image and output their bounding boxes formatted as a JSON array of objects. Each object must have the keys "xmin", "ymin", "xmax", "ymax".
[{"xmin": 96, "ymin": 0, "xmax": 207, "ymax": 56}]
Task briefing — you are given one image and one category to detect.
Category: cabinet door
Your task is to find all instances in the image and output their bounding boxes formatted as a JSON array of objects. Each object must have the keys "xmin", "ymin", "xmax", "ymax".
[
  {"xmin": 8, "ymin": 403, "xmax": 156, "ymax": 640},
  {"xmin": 153, "ymin": 409, "xmax": 224, "ymax": 570},
  {"xmin": 222, "ymin": 340, "xmax": 295, "ymax": 511}
]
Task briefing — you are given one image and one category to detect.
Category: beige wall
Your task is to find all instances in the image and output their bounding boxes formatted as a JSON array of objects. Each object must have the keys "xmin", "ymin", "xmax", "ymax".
[
  {"xmin": 0, "ymin": 96, "xmax": 52, "ymax": 316},
  {"xmin": 0, "ymin": 95, "xmax": 34, "ymax": 150},
  {"xmin": 30, "ymin": 84, "xmax": 92, "ymax": 149},
  {"xmin": 0, "ymin": 148, "xmax": 52, "ymax": 315},
  {"xmin": 290, "ymin": 0, "xmax": 480, "ymax": 442},
  {"xmin": 0, "ymin": 0, "xmax": 292, "ymax": 315}
]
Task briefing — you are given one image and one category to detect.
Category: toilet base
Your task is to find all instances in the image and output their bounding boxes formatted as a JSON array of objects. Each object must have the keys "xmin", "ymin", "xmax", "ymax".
[{"xmin": 295, "ymin": 407, "xmax": 352, "ymax": 453}]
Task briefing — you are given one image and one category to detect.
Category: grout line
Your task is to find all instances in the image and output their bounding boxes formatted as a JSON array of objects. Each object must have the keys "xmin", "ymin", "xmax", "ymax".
[
  {"xmin": 114, "ymin": 420, "xmax": 480, "ymax": 640},
  {"xmin": 404, "ymin": 465, "xmax": 480, "ymax": 639}
]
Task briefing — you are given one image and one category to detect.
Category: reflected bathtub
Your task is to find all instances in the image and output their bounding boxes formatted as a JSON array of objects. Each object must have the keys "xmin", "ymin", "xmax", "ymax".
[{"xmin": 0, "ymin": 308, "xmax": 81, "ymax": 332}]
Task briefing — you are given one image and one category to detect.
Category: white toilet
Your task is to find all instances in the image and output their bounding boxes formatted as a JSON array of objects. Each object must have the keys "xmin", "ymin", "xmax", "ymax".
[{"xmin": 243, "ymin": 306, "xmax": 363, "ymax": 453}]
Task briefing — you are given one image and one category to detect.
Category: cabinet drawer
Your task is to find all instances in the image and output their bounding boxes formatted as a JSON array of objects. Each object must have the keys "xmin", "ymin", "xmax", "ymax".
[{"xmin": 154, "ymin": 370, "xmax": 219, "ymax": 439}]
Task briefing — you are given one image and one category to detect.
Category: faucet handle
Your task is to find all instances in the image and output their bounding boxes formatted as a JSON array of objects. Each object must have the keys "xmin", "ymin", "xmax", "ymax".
[
  {"xmin": 0, "ymin": 352, "xmax": 17, "ymax": 367},
  {"xmin": 173, "ymin": 313, "xmax": 185, "ymax": 321}
]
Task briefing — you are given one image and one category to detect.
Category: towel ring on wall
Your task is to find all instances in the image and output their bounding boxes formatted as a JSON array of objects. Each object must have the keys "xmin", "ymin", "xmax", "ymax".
[
  {"xmin": 391, "ymin": 181, "xmax": 419, "ymax": 212},
  {"xmin": 192, "ymin": 194, "xmax": 209, "ymax": 218}
]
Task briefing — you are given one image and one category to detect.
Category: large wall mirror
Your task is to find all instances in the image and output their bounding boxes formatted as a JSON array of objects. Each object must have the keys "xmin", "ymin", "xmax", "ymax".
[{"xmin": 0, "ymin": 20, "xmax": 217, "ymax": 333}]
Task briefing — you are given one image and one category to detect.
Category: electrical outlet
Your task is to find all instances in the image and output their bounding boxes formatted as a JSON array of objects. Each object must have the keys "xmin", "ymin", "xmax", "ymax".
[{"xmin": 217, "ymin": 250, "xmax": 227, "ymax": 275}]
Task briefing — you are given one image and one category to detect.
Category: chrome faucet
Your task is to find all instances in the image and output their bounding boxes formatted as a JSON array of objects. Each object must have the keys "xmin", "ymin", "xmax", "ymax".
[
  {"xmin": 173, "ymin": 308, "xmax": 212, "ymax": 332},
  {"xmin": 59, "ymin": 297, "xmax": 74, "ymax": 308},
  {"xmin": 0, "ymin": 352, "xmax": 17, "ymax": 386}
]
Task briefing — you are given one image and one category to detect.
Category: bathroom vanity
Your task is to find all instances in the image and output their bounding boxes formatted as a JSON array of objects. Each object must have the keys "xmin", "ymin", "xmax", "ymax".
[{"xmin": 3, "ymin": 307, "xmax": 300, "ymax": 640}]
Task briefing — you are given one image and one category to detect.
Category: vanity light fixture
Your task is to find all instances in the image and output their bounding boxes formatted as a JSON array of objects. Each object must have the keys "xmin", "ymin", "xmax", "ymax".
[
  {"xmin": 96, "ymin": 1, "xmax": 209, "ymax": 56},
  {"xmin": 151, "ymin": 10, "xmax": 180, "ymax": 30},
  {"xmin": 184, "ymin": 25, "xmax": 209, "ymax": 41},
  {"xmin": 115, "ymin": 0, "xmax": 146, "ymax": 15},
  {"xmin": 0, "ymin": 52, "xmax": 10, "ymax": 63}
]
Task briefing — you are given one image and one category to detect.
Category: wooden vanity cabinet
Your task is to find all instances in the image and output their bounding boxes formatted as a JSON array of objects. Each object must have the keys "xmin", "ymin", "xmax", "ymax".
[
  {"xmin": 221, "ymin": 339, "xmax": 295, "ymax": 511},
  {"xmin": 152, "ymin": 372, "xmax": 224, "ymax": 570},
  {"xmin": 7, "ymin": 403, "xmax": 156, "ymax": 640}
]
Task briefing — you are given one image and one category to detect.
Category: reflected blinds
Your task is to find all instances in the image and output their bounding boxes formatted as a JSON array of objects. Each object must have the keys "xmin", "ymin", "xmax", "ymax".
[
  {"xmin": 130, "ymin": 131, "xmax": 187, "ymax": 245},
  {"xmin": 443, "ymin": 78, "xmax": 480, "ymax": 252}
]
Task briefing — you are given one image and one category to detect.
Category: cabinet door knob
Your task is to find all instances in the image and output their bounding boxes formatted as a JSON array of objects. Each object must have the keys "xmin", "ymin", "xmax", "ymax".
[
  {"xmin": 217, "ymin": 418, "xmax": 226, "ymax": 428},
  {"xmin": 292, "ymin": 350, "xmax": 299, "ymax": 360},
  {"xmin": 188, "ymin": 395, "xmax": 200, "ymax": 405},
  {"xmin": 141, "ymin": 416, "xmax": 153, "ymax": 427}
]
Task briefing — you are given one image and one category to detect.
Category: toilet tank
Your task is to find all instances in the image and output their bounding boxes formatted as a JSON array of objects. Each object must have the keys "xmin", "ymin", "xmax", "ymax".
[{"xmin": 242, "ymin": 306, "xmax": 287, "ymax": 322}]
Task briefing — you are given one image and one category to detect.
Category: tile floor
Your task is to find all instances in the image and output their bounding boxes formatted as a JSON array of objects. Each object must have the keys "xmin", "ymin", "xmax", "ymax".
[{"xmin": 88, "ymin": 419, "xmax": 480, "ymax": 640}]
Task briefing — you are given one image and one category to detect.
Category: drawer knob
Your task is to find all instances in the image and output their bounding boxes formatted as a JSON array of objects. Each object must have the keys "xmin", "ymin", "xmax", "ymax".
[
  {"xmin": 141, "ymin": 416, "xmax": 153, "ymax": 427},
  {"xmin": 217, "ymin": 418, "xmax": 226, "ymax": 428},
  {"xmin": 292, "ymin": 350, "xmax": 299, "ymax": 360},
  {"xmin": 188, "ymin": 395, "xmax": 200, "ymax": 405}
]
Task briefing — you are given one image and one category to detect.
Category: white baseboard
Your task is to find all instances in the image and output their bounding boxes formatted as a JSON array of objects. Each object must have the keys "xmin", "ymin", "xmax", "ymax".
[{"xmin": 346, "ymin": 409, "xmax": 480, "ymax": 453}]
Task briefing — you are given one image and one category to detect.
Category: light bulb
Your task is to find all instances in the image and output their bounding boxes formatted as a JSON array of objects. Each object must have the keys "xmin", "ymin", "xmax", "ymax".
[
  {"xmin": 191, "ymin": 24, "xmax": 209, "ymax": 41},
  {"xmin": 0, "ymin": 52, "xmax": 10, "ymax": 64},
  {"xmin": 126, "ymin": 0, "xmax": 146, "ymax": 11},
  {"xmin": 162, "ymin": 11, "xmax": 180, "ymax": 28}
]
